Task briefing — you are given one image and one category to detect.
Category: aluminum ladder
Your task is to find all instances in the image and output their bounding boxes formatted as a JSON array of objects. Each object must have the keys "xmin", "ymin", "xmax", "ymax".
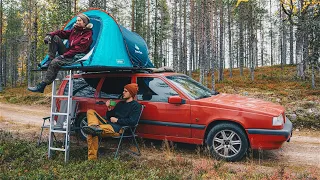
[{"xmin": 48, "ymin": 70, "xmax": 74, "ymax": 163}]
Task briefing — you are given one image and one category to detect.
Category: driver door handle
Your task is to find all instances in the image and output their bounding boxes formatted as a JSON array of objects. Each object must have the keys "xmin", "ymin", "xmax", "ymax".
[{"xmin": 96, "ymin": 101, "xmax": 105, "ymax": 105}]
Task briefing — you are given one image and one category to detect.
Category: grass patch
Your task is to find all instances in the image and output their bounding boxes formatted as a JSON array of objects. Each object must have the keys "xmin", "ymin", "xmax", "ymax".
[
  {"xmin": 0, "ymin": 130, "xmax": 318, "ymax": 179},
  {"xmin": 0, "ymin": 85, "xmax": 52, "ymax": 106}
]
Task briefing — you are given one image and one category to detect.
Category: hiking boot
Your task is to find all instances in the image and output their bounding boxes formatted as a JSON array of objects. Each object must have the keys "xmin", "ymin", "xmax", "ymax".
[
  {"xmin": 27, "ymin": 82, "xmax": 47, "ymax": 93},
  {"xmin": 82, "ymin": 125, "xmax": 103, "ymax": 136}
]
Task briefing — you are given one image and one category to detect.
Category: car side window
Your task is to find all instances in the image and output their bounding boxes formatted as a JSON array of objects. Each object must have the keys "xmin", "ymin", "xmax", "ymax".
[
  {"xmin": 100, "ymin": 77, "xmax": 132, "ymax": 99},
  {"xmin": 64, "ymin": 78, "xmax": 100, "ymax": 97},
  {"xmin": 137, "ymin": 77, "xmax": 179, "ymax": 102}
]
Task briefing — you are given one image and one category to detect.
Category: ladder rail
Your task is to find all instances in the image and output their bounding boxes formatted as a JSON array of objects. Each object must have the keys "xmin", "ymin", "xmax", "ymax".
[{"xmin": 48, "ymin": 70, "xmax": 74, "ymax": 163}]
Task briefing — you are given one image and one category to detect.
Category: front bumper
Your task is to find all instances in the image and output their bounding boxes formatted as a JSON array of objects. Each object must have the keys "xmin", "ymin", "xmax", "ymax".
[{"xmin": 246, "ymin": 117, "xmax": 293, "ymax": 149}]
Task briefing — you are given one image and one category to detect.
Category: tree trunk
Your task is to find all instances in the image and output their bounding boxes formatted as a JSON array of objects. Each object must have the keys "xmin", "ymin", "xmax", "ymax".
[
  {"xmin": 260, "ymin": 14, "xmax": 264, "ymax": 67},
  {"xmin": 239, "ymin": 10, "xmax": 244, "ymax": 76},
  {"xmin": 0, "ymin": 0, "xmax": 3, "ymax": 92},
  {"xmin": 183, "ymin": 0, "xmax": 187, "ymax": 74},
  {"xmin": 189, "ymin": 0, "xmax": 194, "ymax": 77},
  {"xmin": 270, "ymin": 0, "xmax": 273, "ymax": 66},
  {"xmin": 199, "ymin": 0, "xmax": 205, "ymax": 84},
  {"xmin": 289, "ymin": 23, "xmax": 294, "ymax": 64},
  {"xmin": 218, "ymin": 0, "xmax": 224, "ymax": 82},
  {"xmin": 227, "ymin": 1, "xmax": 232, "ymax": 78},
  {"xmin": 131, "ymin": 0, "xmax": 135, "ymax": 31},
  {"xmin": 33, "ymin": 2, "xmax": 38, "ymax": 71},
  {"xmin": 178, "ymin": 0, "xmax": 183, "ymax": 72},
  {"xmin": 172, "ymin": 0, "xmax": 178, "ymax": 71},
  {"xmin": 311, "ymin": 62, "xmax": 315, "ymax": 89},
  {"xmin": 147, "ymin": 0, "xmax": 150, "ymax": 48},
  {"xmin": 154, "ymin": 0, "xmax": 158, "ymax": 67},
  {"xmin": 74, "ymin": 0, "xmax": 77, "ymax": 13},
  {"xmin": 3, "ymin": 44, "xmax": 6, "ymax": 87}
]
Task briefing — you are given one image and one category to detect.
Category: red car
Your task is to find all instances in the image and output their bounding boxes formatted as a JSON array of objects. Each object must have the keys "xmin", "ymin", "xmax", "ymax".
[{"xmin": 57, "ymin": 69, "xmax": 292, "ymax": 161}]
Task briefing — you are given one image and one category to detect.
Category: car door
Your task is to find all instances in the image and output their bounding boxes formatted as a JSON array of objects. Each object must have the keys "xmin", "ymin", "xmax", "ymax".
[
  {"xmin": 94, "ymin": 75, "xmax": 132, "ymax": 118},
  {"xmin": 136, "ymin": 76, "xmax": 191, "ymax": 138}
]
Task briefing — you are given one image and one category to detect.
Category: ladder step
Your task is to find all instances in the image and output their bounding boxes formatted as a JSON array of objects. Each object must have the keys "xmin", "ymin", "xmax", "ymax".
[
  {"xmin": 50, "ymin": 147, "xmax": 66, "ymax": 152},
  {"xmin": 51, "ymin": 129, "xmax": 68, "ymax": 133},
  {"xmin": 52, "ymin": 112, "xmax": 69, "ymax": 116},
  {"xmin": 52, "ymin": 95, "xmax": 69, "ymax": 98}
]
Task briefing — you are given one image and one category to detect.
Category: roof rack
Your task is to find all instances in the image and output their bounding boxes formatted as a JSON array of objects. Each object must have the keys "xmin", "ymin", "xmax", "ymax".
[{"xmin": 32, "ymin": 66, "xmax": 175, "ymax": 74}]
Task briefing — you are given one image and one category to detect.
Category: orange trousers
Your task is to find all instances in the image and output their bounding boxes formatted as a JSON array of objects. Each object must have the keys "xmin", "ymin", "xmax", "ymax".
[{"xmin": 86, "ymin": 109, "xmax": 119, "ymax": 160}]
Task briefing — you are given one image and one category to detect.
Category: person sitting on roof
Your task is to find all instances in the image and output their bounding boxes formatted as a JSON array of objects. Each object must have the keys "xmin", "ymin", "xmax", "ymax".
[
  {"xmin": 82, "ymin": 83, "xmax": 142, "ymax": 160},
  {"xmin": 28, "ymin": 13, "xmax": 93, "ymax": 93}
]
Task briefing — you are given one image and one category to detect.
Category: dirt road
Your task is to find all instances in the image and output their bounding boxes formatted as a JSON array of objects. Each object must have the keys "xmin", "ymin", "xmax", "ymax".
[{"xmin": 1, "ymin": 102, "xmax": 319, "ymax": 170}]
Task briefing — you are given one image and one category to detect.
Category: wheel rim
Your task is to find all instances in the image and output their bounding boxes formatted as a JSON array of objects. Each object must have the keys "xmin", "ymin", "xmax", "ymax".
[
  {"xmin": 80, "ymin": 117, "xmax": 88, "ymax": 138},
  {"xmin": 212, "ymin": 130, "xmax": 242, "ymax": 158}
]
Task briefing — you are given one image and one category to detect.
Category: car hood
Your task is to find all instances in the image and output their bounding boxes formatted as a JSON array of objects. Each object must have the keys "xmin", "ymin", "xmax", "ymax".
[{"xmin": 195, "ymin": 93, "xmax": 284, "ymax": 116}]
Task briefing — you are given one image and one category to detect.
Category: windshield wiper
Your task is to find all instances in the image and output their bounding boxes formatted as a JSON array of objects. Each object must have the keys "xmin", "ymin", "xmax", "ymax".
[{"xmin": 211, "ymin": 91, "xmax": 220, "ymax": 95}]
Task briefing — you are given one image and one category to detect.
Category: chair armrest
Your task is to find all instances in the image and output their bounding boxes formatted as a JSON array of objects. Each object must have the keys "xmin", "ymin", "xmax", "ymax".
[{"xmin": 43, "ymin": 116, "xmax": 50, "ymax": 120}]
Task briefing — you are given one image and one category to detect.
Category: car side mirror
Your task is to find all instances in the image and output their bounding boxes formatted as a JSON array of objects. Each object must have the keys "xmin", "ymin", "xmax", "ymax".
[{"xmin": 168, "ymin": 96, "xmax": 186, "ymax": 104}]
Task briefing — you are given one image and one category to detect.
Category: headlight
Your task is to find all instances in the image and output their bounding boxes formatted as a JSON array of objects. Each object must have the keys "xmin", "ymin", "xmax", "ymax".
[{"xmin": 272, "ymin": 114, "xmax": 284, "ymax": 126}]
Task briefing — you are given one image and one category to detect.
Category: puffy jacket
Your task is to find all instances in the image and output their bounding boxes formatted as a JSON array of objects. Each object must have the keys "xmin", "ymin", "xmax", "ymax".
[{"xmin": 49, "ymin": 24, "xmax": 93, "ymax": 58}]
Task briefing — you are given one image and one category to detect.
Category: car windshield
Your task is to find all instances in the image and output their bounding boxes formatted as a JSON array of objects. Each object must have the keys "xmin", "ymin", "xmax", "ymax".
[{"xmin": 166, "ymin": 75, "xmax": 215, "ymax": 100}]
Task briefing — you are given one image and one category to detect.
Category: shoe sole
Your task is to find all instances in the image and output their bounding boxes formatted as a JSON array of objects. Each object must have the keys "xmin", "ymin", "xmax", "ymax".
[{"xmin": 82, "ymin": 126, "xmax": 102, "ymax": 136}]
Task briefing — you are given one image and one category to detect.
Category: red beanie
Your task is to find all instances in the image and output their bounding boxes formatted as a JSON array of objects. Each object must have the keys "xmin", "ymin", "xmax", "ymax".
[{"xmin": 124, "ymin": 83, "xmax": 138, "ymax": 97}]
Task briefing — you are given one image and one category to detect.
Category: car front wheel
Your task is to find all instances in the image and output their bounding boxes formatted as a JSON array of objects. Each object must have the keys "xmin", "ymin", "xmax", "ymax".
[{"xmin": 206, "ymin": 123, "xmax": 248, "ymax": 161}]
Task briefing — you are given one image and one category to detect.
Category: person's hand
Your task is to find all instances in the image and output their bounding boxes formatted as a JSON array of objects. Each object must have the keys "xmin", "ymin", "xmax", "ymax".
[
  {"xmin": 106, "ymin": 100, "xmax": 112, "ymax": 111},
  {"xmin": 110, "ymin": 117, "xmax": 118, "ymax": 123},
  {"xmin": 56, "ymin": 55, "xmax": 64, "ymax": 60},
  {"xmin": 44, "ymin": 35, "xmax": 51, "ymax": 44},
  {"xmin": 105, "ymin": 100, "xmax": 110, "ymax": 107}
]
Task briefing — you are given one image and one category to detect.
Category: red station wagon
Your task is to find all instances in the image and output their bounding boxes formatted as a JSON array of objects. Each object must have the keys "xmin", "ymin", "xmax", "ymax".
[{"xmin": 57, "ymin": 69, "xmax": 292, "ymax": 161}]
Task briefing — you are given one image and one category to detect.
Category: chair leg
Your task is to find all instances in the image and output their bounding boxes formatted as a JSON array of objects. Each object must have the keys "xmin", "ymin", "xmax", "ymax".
[
  {"xmin": 37, "ymin": 120, "xmax": 46, "ymax": 146},
  {"xmin": 114, "ymin": 133, "xmax": 125, "ymax": 159},
  {"xmin": 37, "ymin": 127, "xmax": 44, "ymax": 146},
  {"xmin": 129, "ymin": 129, "xmax": 141, "ymax": 156},
  {"xmin": 131, "ymin": 136, "xmax": 141, "ymax": 156}
]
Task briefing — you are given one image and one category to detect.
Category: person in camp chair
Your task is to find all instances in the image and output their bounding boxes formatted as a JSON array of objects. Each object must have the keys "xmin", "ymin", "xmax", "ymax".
[
  {"xmin": 82, "ymin": 83, "xmax": 142, "ymax": 160},
  {"xmin": 28, "ymin": 13, "xmax": 93, "ymax": 93}
]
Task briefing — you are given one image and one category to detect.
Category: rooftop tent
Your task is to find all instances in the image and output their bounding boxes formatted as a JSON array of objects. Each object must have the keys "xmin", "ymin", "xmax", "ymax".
[{"xmin": 39, "ymin": 9, "xmax": 154, "ymax": 69}]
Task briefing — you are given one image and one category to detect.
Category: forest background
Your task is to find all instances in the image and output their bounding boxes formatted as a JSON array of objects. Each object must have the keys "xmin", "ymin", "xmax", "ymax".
[
  {"xmin": 0, "ymin": 0, "xmax": 320, "ymax": 88},
  {"xmin": 0, "ymin": 0, "xmax": 319, "ymax": 128}
]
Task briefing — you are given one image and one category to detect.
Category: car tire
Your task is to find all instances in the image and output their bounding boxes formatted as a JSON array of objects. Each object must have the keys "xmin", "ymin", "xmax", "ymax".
[
  {"xmin": 76, "ymin": 114, "xmax": 88, "ymax": 140},
  {"xmin": 206, "ymin": 123, "xmax": 248, "ymax": 162}
]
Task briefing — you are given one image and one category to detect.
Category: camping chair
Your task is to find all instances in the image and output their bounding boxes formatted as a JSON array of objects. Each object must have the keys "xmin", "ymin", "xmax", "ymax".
[
  {"xmin": 37, "ymin": 100, "xmax": 79, "ymax": 146},
  {"xmin": 99, "ymin": 105, "xmax": 144, "ymax": 159}
]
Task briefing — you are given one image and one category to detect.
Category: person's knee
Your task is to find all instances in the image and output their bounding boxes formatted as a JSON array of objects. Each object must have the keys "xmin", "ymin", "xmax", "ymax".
[
  {"xmin": 87, "ymin": 109, "xmax": 95, "ymax": 116},
  {"xmin": 49, "ymin": 59, "xmax": 61, "ymax": 68},
  {"xmin": 52, "ymin": 35, "xmax": 61, "ymax": 42}
]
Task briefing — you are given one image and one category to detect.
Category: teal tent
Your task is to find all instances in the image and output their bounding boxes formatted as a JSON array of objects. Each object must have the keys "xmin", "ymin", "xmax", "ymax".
[{"xmin": 39, "ymin": 9, "xmax": 154, "ymax": 70}]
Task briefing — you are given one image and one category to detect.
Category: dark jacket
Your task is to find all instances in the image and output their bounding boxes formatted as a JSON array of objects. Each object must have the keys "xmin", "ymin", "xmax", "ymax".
[
  {"xmin": 106, "ymin": 100, "xmax": 142, "ymax": 133},
  {"xmin": 49, "ymin": 24, "xmax": 93, "ymax": 58}
]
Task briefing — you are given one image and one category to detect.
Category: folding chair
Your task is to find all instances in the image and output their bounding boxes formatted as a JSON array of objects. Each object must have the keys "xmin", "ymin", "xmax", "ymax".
[
  {"xmin": 99, "ymin": 105, "xmax": 144, "ymax": 159},
  {"xmin": 37, "ymin": 100, "xmax": 79, "ymax": 146}
]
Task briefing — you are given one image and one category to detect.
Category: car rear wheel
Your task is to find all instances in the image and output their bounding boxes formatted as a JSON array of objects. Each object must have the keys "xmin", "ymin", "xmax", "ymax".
[
  {"xmin": 206, "ymin": 123, "xmax": 248, "ymax": 161},
  {"xmin": 76, "ymin": 114, "xmax": 88, "ymax": 140}
]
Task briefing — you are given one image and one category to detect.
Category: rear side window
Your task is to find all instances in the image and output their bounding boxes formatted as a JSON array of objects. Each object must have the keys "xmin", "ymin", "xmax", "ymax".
[
  {"xmin": 64, "ymin": 78, "xmax": 100, "ymax": 97},
  {"xmin": 100, "ymin": 77, "xmax": 132, "ymax": 99},
  {"xmin": 137, "ymin": 77, "xmax": 179, "ymax": 102}
]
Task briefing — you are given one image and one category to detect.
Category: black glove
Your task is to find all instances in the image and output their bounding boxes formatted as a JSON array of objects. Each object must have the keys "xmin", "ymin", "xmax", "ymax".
[
  {"xmin": 44, "ymin": 35, "xmax": 52, "ymax": 44},
  {"xmin": 56, "ymin": 55, "xmax": 64, "ymax": 60}
]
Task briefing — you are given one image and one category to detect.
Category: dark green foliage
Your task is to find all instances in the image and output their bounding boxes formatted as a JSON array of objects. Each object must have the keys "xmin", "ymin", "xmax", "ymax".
[{"xmin": 0, "ymin": 130, "xmax": 185, "ymax": 179}]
